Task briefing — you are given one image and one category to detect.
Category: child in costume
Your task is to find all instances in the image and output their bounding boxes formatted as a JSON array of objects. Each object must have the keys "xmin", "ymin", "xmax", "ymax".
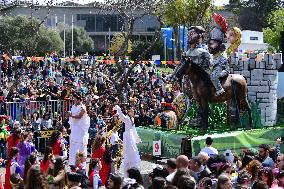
[
  {"xmin": 0, "ymin": 118, "xmax": 9, "ymax": 160},
  {"xmin": 16, "ymin": 132, "xmax": 32, "ymax": 177},
  {"xmin": 5, "ymin": 147, "xmax": 21, "ymax": 189},
  {"xmin": 75, "ymin": 151, "xmax": 87, "ymax": 173},
  {"xmin": 89, "ymin": 158, "xmax": 102, "ymax": 189},
  {"xmin": 60, "ymin": 131, "xmax": 68, "ymax": 159}
]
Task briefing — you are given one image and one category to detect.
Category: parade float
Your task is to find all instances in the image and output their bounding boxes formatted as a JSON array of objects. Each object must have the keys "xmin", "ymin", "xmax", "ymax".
[{"xmin": 135, "ymin": 13, "xmax": 284, "ymax": 159}]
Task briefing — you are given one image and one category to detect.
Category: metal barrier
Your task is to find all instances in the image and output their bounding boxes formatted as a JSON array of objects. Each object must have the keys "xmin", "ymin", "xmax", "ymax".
[{"xmin": 2, "ymin": 99, "xmax": 74, "ymax": 121}]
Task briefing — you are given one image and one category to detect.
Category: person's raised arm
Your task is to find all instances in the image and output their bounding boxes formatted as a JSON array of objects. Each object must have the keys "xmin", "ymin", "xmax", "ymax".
[{"xmin": 113, "ymin": 105, "xmax": 127, "ymax": 123}]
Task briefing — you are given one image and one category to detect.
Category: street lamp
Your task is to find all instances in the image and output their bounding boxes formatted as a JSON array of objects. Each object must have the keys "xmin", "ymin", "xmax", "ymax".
[
  {"xmin": 163, "ymin": 34, "xmax": 167, "ymax": 62},
  {"xmin": 170, "ymin": 38, "xmax": 175, "ymax": 61}
]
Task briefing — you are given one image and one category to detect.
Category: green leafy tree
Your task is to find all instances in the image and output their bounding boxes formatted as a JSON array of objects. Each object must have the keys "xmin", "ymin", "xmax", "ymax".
[
  {"xmin": 130, "ymin": 40, "xmax": 163, "ymax": 60},
  {"xmin": 60, "ymin": 27, "xmax": 94, "ymax": 56},
  {"xmin": 263, "ymin": 8, "xmax": 284, "ymax": 51},
  {"xmin": 0, "ymin": 16, "xmax": 63, "ymax": 56},
  {"xmin": 163, "ymin": 0, "xmax": 212, "ymax": 60},
  {"xmin": 238, "ymin": 0, "xmax": 281, "ymax": 31},
  {"xmin": 110, "ymin": 33, "xmax": 132, "ymax": 55}
]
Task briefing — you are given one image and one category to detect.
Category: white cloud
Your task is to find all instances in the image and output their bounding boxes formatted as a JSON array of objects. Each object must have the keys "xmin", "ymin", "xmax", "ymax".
[{"xmin": 213, "ymin": 0, "xmax": 230, "ymax": 6}]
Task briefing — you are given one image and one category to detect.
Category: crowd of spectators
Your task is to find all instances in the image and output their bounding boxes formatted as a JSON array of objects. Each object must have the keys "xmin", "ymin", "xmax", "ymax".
[
  {"xmin": 0, "ymin": 56, "xmax": 176, "ymax": 135},
  {"xmin": 1, "ymin": 128, "xmax": 284, "ymax": 189},
  {"xmin": 1, "ymin": 56, "xmax": 284, "ymax": 189}
]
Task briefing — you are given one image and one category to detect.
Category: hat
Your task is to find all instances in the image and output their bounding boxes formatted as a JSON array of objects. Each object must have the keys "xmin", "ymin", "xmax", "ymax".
[
  {"xmin": 210, "ymin": 13, "xmax": 228, "ymax": 43},
  {"xmin": 188, "ymin": 26, "xmax": 206, "ymax": 34},
  {"xmin": 212, "ymin": 13, "xmax": 228, "ymax": 33},
  {"xmin": 67, "ymin": 172, "xmax": 82, "ymax": 183},
  {"xmin": 210, "ymin": 27, "xmax": 225, "ymax": 43}
]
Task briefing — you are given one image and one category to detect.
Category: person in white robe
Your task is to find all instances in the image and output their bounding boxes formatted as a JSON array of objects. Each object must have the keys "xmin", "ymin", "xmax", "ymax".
[
  {"xmin": 68, "ymin": 94, "xmax": 90, "ymax": 167},
  {"xmin": 113, "ymin": 105, "xmax": 141, "ymax": 175}
]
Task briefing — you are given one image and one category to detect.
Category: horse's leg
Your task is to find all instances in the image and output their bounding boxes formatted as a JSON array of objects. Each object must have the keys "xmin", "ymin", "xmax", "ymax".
[
  {"xmin": 235, "ymin": 80, "xmax": 253, "ymax": 129},
  {"xmin": 199, "ymin": 99, "xmax": 209, "ymax": 133},
  {"xmin": 226, "ymin": 100, "xmax": 236, "ymax": 130},
  {"xmin": 231, "ymin": 80, "xmax": 242, "ymax": 129},
  {"xmin": 242, "ymin": 98, "xmax": 253, "ymax": 129}
]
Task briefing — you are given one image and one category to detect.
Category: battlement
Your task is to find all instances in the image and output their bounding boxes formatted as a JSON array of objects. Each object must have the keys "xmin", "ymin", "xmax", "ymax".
[{"xmin": 230, "ymin": 53, "xmax": 283, "ymax": 126}]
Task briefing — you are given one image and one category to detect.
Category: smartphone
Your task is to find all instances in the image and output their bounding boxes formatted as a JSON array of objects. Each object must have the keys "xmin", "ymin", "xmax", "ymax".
[{"xmin": 281, "ymin": 137, "xmax": 284, "ymax": 142}]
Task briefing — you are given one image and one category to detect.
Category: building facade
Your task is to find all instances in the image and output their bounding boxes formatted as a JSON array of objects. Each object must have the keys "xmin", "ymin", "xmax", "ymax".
[{"xmin": 0, "ymin": 4, "xmax": 160, "ymax": 52}]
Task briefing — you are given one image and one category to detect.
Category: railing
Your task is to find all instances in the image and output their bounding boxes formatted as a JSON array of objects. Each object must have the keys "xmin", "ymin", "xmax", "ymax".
[{"xmin": 0, "ymin": 99, "xmax": 74, "ymax": 122}]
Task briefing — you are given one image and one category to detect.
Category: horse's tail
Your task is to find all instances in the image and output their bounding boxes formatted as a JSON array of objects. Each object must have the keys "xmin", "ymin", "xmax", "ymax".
[{"xmin": 231, "ymin": 80, "xmax": 243, "ymax": 127}]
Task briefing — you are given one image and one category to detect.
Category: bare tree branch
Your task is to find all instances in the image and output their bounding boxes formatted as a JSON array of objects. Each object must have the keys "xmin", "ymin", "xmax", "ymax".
[{"xmin": 93, "ymin": 0, "xmax": 166, "ymax": 101}]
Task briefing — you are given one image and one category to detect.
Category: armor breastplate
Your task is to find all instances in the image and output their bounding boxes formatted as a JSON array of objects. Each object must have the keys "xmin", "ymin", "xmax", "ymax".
[
  {"xmin": 211, "ymin": 54, "xmax": 230, "ymax": 74},
  {"xmin": 186, "ymin": 47, "xmax": 211, "ymax": 73}
]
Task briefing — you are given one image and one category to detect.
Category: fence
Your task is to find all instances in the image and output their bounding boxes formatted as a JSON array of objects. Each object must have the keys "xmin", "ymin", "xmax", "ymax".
[{"xmin": 0, "ymin": 99, "xmax": 74, "ymax": 122}]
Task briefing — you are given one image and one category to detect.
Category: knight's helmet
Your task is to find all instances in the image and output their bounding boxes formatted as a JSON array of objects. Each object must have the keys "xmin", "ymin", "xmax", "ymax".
[{"xmin": 210, "ymin": 13, "xmax": 228, "ymax": 43}]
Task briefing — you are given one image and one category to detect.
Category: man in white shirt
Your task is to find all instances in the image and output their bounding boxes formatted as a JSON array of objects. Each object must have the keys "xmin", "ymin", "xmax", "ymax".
[
  {"xmin": 200, "ymin": 137, "xmax": 218, "ymax": 157},
  {"xmin": 166, "ymin": 155, "xmax": 197, "ymax": 183}
]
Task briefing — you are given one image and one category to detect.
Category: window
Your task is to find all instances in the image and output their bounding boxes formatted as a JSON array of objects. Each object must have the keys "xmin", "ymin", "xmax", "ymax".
[
  {"xmin": 250, "ymin": 36, "xmax": 258, "ymax": 41},
  {"xmin": 46, "ymin": 18, "xmax": 52, "ymax": 27},
  {"xmin": 77, "ymin": 14, "xmax": 124, "ymax": 32}
]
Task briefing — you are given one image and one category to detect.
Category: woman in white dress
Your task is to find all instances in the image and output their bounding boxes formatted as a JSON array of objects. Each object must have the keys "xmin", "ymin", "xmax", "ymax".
[
  {"xmin": 113, "ymin": 105, "xmax": 141, "ymax": 174},
  {"xmin": 68, "ymin": 94, "xmax": 90, "ymax": 167}
]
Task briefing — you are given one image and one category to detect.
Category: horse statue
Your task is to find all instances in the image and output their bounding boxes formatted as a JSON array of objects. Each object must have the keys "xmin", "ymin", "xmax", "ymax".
[{"xmin": 172, "ymin": 57, "xmax": 252, "ymax": 133}]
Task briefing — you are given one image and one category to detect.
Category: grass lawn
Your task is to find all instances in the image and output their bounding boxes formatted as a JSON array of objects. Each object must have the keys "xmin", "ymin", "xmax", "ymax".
[{"xmin": 157, "ymin": 66, "xmax": 174, "ymax": 74}]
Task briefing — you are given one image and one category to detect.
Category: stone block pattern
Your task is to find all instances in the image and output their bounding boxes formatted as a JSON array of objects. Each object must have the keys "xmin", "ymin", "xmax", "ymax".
[{"xmin": 230, "ymin": 53, "xmax": 283, "ymax": 126}]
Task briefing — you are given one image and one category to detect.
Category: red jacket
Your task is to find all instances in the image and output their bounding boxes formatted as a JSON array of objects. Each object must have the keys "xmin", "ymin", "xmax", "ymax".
[
  {"xmin": 0, "ymin": 173, "xmax": 3, "ymax": 189},
  {"xmin": 7, "ymin": 136, "xmax": 20, "ymax": 157},
  {"xmin": 91, "ymin": 146, "xmax": 105, "ymax": 160},
  {"xmin": 100, "ymin": 158, "xmax": 111, "ymax": 186},
  {"xmin": 40, "ymin": 160, "xmax": 50, "ymax": 174},
  {"xmin": 4, "ymin": 160, "xmax": 12, "ymax": 189},
  {"xmin": 52, "ymin": 140, "xmax": 62, "ymax": 156}
]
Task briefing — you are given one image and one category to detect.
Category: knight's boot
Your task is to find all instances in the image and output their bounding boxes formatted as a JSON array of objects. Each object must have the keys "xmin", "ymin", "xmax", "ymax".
[{"xmin": 211, "ymin": 75, "xmax": 224, "ymax": 96}]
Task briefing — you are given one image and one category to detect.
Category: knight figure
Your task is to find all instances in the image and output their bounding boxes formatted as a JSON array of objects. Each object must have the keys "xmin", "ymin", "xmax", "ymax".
[
  {"xmin": 208, "ymin": 13, "xmax": 230, "ymax": 96},
  {"xmin": 185, "ymin": 26, "xmax": 211, "ymax": 74}
]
